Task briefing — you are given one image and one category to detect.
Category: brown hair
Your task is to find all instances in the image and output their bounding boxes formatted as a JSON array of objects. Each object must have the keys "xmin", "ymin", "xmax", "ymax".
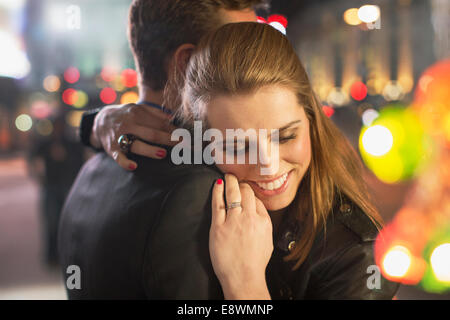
[
  {"xmin": 128, "ymin": 0, "xmax": 268, "ymax": 91},
  {"xmin": 169, "ymin": 22, "xmax": 384, "ymax": 270}
]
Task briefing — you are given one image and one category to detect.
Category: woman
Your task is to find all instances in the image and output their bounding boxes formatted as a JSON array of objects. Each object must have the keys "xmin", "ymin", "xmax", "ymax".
[{"xmin": 165, "ymin": 22, "xmax": 399, "ymax": 299}]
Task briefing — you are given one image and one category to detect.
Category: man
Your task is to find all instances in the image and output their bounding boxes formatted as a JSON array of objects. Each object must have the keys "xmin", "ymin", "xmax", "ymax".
[{"xmin": 58, "ymin": 0, "xmax": 266, "ymax": 299}]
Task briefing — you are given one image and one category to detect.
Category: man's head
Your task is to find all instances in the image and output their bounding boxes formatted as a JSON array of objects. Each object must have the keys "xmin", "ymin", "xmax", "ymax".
[{"xmin": 128, "ymin": 0, "xmax": 268, "ymax": 91}]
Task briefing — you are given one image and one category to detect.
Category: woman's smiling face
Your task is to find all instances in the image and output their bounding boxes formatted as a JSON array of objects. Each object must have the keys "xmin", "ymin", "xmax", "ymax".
[{"xmin": 206, "ymin": 85, "xmax": 312, "ymax": 212}]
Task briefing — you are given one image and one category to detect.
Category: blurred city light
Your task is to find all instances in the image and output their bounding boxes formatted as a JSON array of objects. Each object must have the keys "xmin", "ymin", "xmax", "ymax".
[
  {"xmin": 15, "ymin": 114, "xmax": 33, "ymax": 132},
  {"xmin": 358, "ymin": 5, "xmax": 380, "ymax": 23},
  {"xmin": 73, "ymin": 90, "xmax": 88, "ymax": 108},
  {"xmin": 383, "ymin": 81, "xmax": 405, "ymax": 101},
  {"xmin": 361, "ymin": 108, "xmax": 379, "ymax": 126},
  {"xmin": 322, "ymin": 105, "xmax": 334, "ymax": 118},
  {"xmin": 31, "ymin": 101, "xmax": 52, "ymax": 119},
  {"xmin": 327, "ymin": 87, "xmax": 348, "ymax": 107},
  {"xmin": 36, "ymin": 119, "xmax": 54, "ymax": 136},
  {"xmin": 66, "ymin": 111, "xmax": 84, "ymax": 128},
  {"xmin": 121, "ymin": 69, "xmax": 138, "ymax": 88},
  {"xmin": 361, "ymin": 125, "xmax": 393, "ymax": 156},
  {"xmin": 430, "ymin": 243, "xmax": 450, "ymax": 283},
  {"xmin": 100, "ymin": 87, "xmax": 117, "ymax": 104},
  {"xmin": 382, "ymin": 245, "xmax": 412, "ymax": 278},
  {"xmin": 343, "ymin": 8, "xmax": 361, "ymax": 26},
  {"xmin": 62, "ymin": 88, "xmax": 78, "ymax": 105},
  {"xmin": 101, "ymin": 67, "xmax": 117, "ymax": 82},
  {"xmin": 0, "ymin": 0, "xmax": 25, "ymax": 10},
  {"xmin": 64, "ymin": 67, "xmax": 80, "ymax": 84},
  {"xmin": 0, "ymin": 30, "xmax": 30, "ymax": 79},
  {"xmin": 350, "ymin": 81, "xmax": 368, "ymax": 101},
  {"xmin": 120, "ymin": 91, "xmax": 139, "ymax": 105},
  {"xmin": 43, "ymin": 75, "xmax": 61, "ymax": 93},
  {"xmin": 359, "ymin": 105, "xmax": 429, "ymax": 183}
]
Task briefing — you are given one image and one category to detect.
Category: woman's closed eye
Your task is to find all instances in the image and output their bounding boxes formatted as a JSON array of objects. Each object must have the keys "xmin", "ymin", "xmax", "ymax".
[{"xmin": 224, "ymin": 134, "xmax": 298, "ymax": 154}]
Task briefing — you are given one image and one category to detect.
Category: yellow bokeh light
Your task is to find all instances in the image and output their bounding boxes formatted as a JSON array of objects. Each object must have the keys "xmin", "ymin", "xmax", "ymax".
[
  {"xmin": 66, "ymin": 111, "xmax": 84, "ymax": 128},
  {"xmin": 430, "ymin": 243, "xmax": 450, "ymax": 283},
  {"xmin": 73, "ymin": 90, "xmax": 88, "ymax": 108},
  {"xmin": 343, "ymin": 8, "xmax": 361, "ymax": 26},
  {"xmin": 120, "ymin": 91, "xmax": 139, "ymax": 105},
  {"xmin": 382, "ymin": 245, "xmax": 412, "ymax": 278}
]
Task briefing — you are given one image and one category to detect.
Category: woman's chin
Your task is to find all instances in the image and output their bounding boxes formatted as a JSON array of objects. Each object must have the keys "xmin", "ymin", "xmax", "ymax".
[{"xmin": 260, "ymin": 196, "xmax": 293, "ymax": 212}]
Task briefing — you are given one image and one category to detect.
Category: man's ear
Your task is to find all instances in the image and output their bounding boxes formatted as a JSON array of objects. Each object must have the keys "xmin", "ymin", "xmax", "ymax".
[{"xmin": 173, "ymin": 43, "xmax": 196, "ymax": 72}]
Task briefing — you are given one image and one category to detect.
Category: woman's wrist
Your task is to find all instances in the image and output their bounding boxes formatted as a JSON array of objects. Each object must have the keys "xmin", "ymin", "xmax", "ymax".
[{"xmin": 221, "ymin": 274, "xmax": 271, "ymax": 300}]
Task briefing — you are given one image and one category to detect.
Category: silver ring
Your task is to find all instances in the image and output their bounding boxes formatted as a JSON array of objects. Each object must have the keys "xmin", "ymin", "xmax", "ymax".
[
  {"xmin": 226, "ymin": 202, "xmax": 241, "ymax": 211},
  {"xmin": 118, "ymin": 134, "xmax": 136, "ymax": 154}
]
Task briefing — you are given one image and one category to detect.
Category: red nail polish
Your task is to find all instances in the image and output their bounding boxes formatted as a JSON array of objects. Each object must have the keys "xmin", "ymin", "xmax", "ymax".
[
  {"xmin": 156, "ymin": 150, "xmax": 166, "ymax": 158},
  {"xmin": 129, "ymin": 163, "xmax": 137, "ymax": 170},
  {"xmin": 217, "ymin": 179, "xmax": 223, "ymax": 185}
]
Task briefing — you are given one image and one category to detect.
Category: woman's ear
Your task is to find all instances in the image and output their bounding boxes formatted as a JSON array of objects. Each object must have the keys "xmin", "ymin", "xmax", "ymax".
[{"xmin": 173, "ymin": 43, "xmax": 196, "ymax": 72}]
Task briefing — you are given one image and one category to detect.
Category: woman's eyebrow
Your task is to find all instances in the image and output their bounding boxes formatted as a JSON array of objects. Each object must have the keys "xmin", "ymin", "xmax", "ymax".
[{"xmin": 278, "ymin": 119, "xmax": 302, "ymax": 132}]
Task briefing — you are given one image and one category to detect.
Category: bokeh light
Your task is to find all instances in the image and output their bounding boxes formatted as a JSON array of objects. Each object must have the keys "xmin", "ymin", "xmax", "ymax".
[
  {"xmin": 100, "ymin": 87, "xmax": 117, "ymax": 104},
  {"xmin": 72, "ymin": 90, "xmax": 88, "ymax": 108},
  {"xmin": 413, "ymin": 59, "xmax": 450, "ymax": 142},
  {"xmin": 15, "ymin": 114, "xmax": 33, "ymax": 132},
  {"xmin": 43, "ymin": 75, "xmax": 61, "ymax": 92},
  {"xmin": 358, "ymin": 5, "xmax": 380, "ymax": 23},
  {"xmin": 382, "ymin": 245, "xmax": 412, "ymax": 278},
  {"xmin": 120, "ymin": 91, "xmax": 139, "ymax": 105},
  {"xmin": 30, "ymin": 100, "xmax": 52, "ymax": 119},
  {"xmin": 343, "ymin": 8, "xmax": 361, "ymax": 26},
  {"xmin": 350, "ymin": 81, "xmax": 368, "ymax": 101},
  {"xmin": 361, "ymin": 125, "xmax": 393, "ymax": 156},
  {"xmin": 362, "ymin": 108, "xmax": 379, "ymax": 126},
  {"xmin": 121, "ymin": 69, "xmax": 138, "ymax": 88},
  {"xmin": 322, "ymin": 105, "xmax": 335, "ymax": 118},
  {"xmin": 64, "ymin": 67, "xmax": 80, "ymax": 84},
  {"xmin": 359, "ymin": 105, "xmax": 430, "ymax": 183},
  {"xmin": 36, "ymin": 119, "xmax": 54, "ymax": 136},
  {"xmin": 65, "ymin": 111, "xmax": 84, "ymax": 128},
  {"xmin": 430, "ymin": 243, "xmax": 450, "ymax": 283},
  {"xmin": 62, "ymin": 88, "xmax": 78, "ymax": 105}
]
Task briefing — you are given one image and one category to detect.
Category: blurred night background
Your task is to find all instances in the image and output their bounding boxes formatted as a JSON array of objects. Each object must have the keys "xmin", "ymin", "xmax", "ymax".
[{"xmin": 0, "ymin": 0, "xmax": 449, "ymax": 299}]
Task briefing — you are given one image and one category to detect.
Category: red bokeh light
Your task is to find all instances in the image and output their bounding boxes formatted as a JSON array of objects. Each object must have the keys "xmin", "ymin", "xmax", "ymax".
[
  {"xmin": 100, "ymin": 87, "xmax": 117, "ymax": 104},
  {"xmin": 322, "ymin": 105, "xmax": 335, "ymax": 118},
  {"xmin": 350, "ymin": 81, "xmax": 368, "ymax": 101},
  {"xmin": 62, "ymin": 89, "xmax": 78, "ymax": 105},
  {"xmin": 121, "ymin": 69, "xmax": 138, "ymax": 88},
  {"xmin": 64, "ymin": 67, "xmax": 80, "ymax": 84}
]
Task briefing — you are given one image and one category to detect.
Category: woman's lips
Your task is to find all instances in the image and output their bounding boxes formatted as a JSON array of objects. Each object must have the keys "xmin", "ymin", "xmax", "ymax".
[{"xmin": 247, "ymin": 170, "xmax": 293, "ymax": 197}]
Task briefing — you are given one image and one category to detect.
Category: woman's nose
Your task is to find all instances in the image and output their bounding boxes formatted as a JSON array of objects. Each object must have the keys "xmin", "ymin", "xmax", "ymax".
[{"xmin": 258, "ymin": 137, "xmax": 280, "ymax": 176}]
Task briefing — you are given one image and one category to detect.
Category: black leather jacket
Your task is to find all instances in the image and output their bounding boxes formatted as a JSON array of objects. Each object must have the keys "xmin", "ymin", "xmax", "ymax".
[{"xmin": 59, "ymin": 150, "xmax": 399, "ymax": 299}]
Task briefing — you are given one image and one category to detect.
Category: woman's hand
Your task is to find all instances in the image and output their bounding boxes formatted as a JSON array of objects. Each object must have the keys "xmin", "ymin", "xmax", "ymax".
[
  {"xmin": 91, "ymin": 104, "xmax": 178, "ymax": 171},
  {"xmin": 210, "ymin": 174, "xmax": 273, "ymax": 300}
]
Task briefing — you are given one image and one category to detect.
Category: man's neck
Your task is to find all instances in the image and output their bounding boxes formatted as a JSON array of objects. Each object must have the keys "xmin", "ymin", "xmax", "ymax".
[{"xmin": 139, "ymin": 84, "xmax": 164, "ymax": 106}]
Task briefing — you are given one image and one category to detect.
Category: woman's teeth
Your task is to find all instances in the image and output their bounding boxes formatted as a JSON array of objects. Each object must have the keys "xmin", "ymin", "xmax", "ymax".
[{"xmin": 256, "ymin": 172, "xmax": 288, "ymax": 191}]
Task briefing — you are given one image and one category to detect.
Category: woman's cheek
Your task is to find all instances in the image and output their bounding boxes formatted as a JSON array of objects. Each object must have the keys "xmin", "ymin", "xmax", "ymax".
[
  {"xmin": 287, "ymin": 131, "xmax": 312, "ymax": 167},
  {"xmin": 215, "ymin": 163, "xmax": 246, "ymax": 178}
]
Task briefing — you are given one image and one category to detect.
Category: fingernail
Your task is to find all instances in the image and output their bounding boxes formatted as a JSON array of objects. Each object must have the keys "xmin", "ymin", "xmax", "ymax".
[
  {"xmin": 217, "ymin": 179, "xmax": 223, "ymax": 185},
  {"xmin": 156, "ymin": 149, "xmax": 166, "ymax": 158},
  {"xmin": 129, "ymin": 163, "xmax": 137, "ymax": 170}
]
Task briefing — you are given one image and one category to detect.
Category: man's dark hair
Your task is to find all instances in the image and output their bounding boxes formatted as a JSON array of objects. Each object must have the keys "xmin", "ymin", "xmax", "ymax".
[{"xmin": 128, "ymin": 0, "xmax": 269, "ymax": 91}]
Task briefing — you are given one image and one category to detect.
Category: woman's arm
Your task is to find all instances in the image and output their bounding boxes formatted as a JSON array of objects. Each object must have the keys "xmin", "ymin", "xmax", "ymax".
[
  {"xmin": 210, "ymin": 174, "xmax": 273, "ymax": 300},
  {"xmin": 79, "ymin": 104, "xmax": 177, "ymax": 170}
]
